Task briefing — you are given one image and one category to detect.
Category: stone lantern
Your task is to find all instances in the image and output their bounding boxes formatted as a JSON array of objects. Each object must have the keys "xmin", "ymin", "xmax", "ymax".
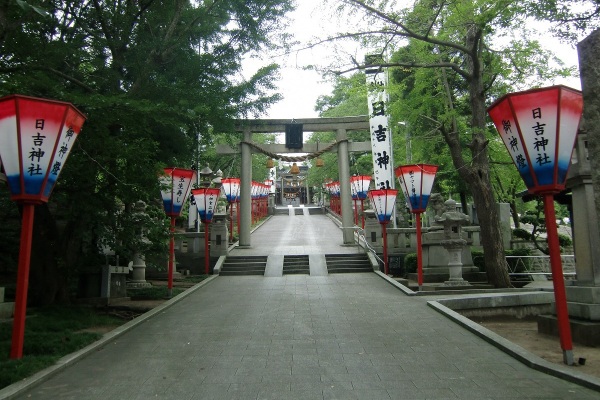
[{"xmin": 434, "ymin": 199, "xmax": 470, "ymax": 286}]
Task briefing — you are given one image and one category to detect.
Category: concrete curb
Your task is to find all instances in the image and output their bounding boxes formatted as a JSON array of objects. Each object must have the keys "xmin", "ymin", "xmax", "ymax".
[
  {"xmin": 0, "ymin": 275, "xmax": 219, "ymax": 400},
  {"xmin": 427, "ymin": 300, "xmax": 600, "ymax": 393}
]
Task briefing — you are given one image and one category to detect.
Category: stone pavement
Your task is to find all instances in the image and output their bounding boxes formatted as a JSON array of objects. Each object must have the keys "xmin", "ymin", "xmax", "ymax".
[{"xmin": 2, "ymin": 210, "xmax": 600, "ymax": 399}]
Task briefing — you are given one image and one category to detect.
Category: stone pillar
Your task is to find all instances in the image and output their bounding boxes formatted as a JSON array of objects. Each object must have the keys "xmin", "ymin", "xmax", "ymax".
[
  {"xmin": 337, "ymin": 128, "xmax": 354, "ymax": 244},
  {"xmin": 239, "ymin": 128, "xmax": 252, "ymax": 247},
  {"xmin": 210, "ymin": 214, "xmax": 229, "ymax": 257},
  {"xmin": 539, "ymin": 31, "xmax": 600, "ymax": 346}
]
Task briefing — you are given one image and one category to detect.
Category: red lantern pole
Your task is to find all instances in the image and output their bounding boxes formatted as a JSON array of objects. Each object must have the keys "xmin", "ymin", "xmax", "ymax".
[
  {"xmin": 229, "ymin": 203, "xmax": 234, "ymax": 241},
  {"xmin": 415, "ymin": 213, "xmax": 424, "ymax": 289},
  {"xmin": 167, "ymin": 216, "xmax": 176, "ymax": 298},
  {"xmin": 543, "ymin": 193, "xmax": 574, "ymax": 364},
  {"xmin": 10, "ymin": 203, "xmax": 35, "ymax": 359},
  {"xmin": 382, "ymin": 222, "xmax": 389, "ymax": 275},
  {"xmin": 236, "ymin": 201, "xmax": 241, "ymax": 236},
  {"xmin": 204, "ymin": 222, "xmax": 211, "ymax": 275}
]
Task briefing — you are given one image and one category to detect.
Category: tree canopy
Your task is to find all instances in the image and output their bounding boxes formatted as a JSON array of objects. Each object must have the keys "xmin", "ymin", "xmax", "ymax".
[{"xmin": 0, "ymin": 0, "xmax": 294, "ymax": 304}]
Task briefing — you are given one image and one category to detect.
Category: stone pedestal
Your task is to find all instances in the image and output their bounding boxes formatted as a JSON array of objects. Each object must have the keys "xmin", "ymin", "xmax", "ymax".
[
  {"xmin": 210, "ymin": 213, "xmax": 229, "ymax": 257},
  {"xmin": 128, "ymin": 252, "xmax": 152, "ymax": 288},
  {"xmin": 363, "ymin": 209, "xmax": 382, "ymax": 252},
  {"xmin": 442, "ymin": 238, "xmax": 471, "ymax": 286}
]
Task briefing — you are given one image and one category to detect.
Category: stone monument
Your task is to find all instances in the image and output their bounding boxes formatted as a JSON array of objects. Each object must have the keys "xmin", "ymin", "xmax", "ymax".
[{"xmin": 434, "ymin": 198, "xmax": 471, "ymax": 286}]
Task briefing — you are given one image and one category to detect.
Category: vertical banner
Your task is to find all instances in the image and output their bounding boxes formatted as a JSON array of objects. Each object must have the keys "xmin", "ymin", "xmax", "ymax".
[{"xmin": 365, "ymin": 54, "xmax": 394, "ymax": 190}]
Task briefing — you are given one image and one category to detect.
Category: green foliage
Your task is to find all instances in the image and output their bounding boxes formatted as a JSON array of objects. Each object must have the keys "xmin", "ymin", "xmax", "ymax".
[
  {"xmin": 558, "ymin": 233, "xmax": 573, "ymax": 247},
  {"xmin": 404, "ymin": 253, "xmax": 417, "ymax": 274},
  {"xmin": 512, "ymin": 228, "xmax": 532, "ymax": 241},
  {"xmin": 0, "ymin": 0, "xmax": 295, "ymax": 304},
  {"xmin": 0, "ymin": 305, "xmax": 124, "ymax": 389}
]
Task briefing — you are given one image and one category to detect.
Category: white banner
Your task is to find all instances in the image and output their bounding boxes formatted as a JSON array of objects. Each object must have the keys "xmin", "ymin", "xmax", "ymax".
[{"xmin": 365, "ymin": 60, "xmax": 394, "ymax": 190}]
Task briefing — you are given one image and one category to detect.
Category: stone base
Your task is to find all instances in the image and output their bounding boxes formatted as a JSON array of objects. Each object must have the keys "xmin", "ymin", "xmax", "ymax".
[
  {"xmin": 538, "ymin": 314, "xmax": 600, "ymax": 346},
  {"xmin": 0, "ymin": 302, "xmax": 14, "ymax": 319},
  {"xmin": 127, "ymin": 281, "xmax": 152, "ymax": 288},
  {"xmin": 443, "ymin": 279, "xmax": 471, "ymax": 287}
]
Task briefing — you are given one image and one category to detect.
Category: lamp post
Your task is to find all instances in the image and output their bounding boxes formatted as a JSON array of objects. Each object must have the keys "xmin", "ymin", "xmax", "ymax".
[
  {"xmin": 395, "ymin": 164, "xmax": 438, "ymax": 290},
  {"xmin": 192, "ymin": 187, "xmax": 221, "ymax": 275},
  {"xmin": 367, "ymin": 189, "xmax": 398, "ymax": 275},
  {"xmin": 487, "ymin": 85, "xmax": 583, "ymax": 365},
  {"xmin": 0, "ymin": 95, "xmax": 86, "ymax": 359},
  {"xmin": 351, "ymin": 175, "xmax": 371, "ymax": 228},
  {"xmin": 160, "ymin": 168, "xmax": 196, "ymax": 298},
  {"xmin": 221, "ymin": 177, "xmax": 240, "ymax": 241}
]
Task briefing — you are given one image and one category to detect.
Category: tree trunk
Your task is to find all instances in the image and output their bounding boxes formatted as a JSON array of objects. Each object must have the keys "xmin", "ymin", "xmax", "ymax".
[
  {"xmin": 28, "ymin": 204, "xmax": 69, "ymax": 306},
  {"xmin": 455, "ymin": 27, "xmax": 511, "ymax": 287}
]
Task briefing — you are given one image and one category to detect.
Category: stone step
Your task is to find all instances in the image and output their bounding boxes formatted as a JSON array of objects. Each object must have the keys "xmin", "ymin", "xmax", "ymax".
[
  {"xmin": 221, "ymin": 256, "xmax": 268, "ymax": 276},
  {"xmin": 283, "ymin": 255, "xmax": 310, "ymax": 275},
  {"xmin": 326, "ymin": 254, "xmax": 373, "ymax": 273}
]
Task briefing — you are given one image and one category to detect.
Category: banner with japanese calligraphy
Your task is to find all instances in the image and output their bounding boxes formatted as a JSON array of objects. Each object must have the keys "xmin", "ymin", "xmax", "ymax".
[
  {"xmin": 160, "ymin": 168, "xmax": 196, "ymax": 217},
  {"xmin": 0, "ymin": 95, "xmax": 86, "ymax": 203},
  {"xmin": 365, "ymin": 56, "xmax": 394, "ymax": 190},
  {"xmin": 487, "ymin": 85, "xmax": 583, "ymax": 194},
  {"xmin": 192, "ymin": 187, "xmax": 221, "ymax": 223}
]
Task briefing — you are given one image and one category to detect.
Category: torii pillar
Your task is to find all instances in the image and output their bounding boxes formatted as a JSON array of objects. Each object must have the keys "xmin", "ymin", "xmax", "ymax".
[
  {"xmin": 239, "ymin": 127, "xmax": 253, "ymax": 247},
  {"xmin": 221, "ymin": 117, "xmax": 371, "ymax": 248},
  {"xmin": 337, "ymin": 127, "xmax": 354, "ymax": 244}
]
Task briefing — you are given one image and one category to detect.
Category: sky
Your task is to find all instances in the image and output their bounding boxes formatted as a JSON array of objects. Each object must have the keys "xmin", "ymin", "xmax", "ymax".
[{"xmin": 242, "ymin": 1, "xmax": 582, "ymax": 121}]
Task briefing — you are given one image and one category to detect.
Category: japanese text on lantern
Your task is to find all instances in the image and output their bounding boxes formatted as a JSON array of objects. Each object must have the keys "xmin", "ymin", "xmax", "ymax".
[
  {"xmin": 28, "ymin": 119, "xmax": 46, "ymax": 176},
  {"xmin": 176, "ymin": 177, "xmax": 185, "ymax": 203},
  {"xmin": 408, "ymin": 171, "xmax": 416, "ymax": 198},
  {"xmin": 531, "ymin": 107, "xmax": 551, "ymax": 166},
  {"xmin": 500, "ymin": 118, "xmax": 527, "ymax": 170}
]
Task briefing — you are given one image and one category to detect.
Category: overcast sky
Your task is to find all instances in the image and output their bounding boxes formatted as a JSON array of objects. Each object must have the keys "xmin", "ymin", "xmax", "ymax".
[{"xmin": 242, "ymin": 1, "xmax": 582, "ymax": 121}]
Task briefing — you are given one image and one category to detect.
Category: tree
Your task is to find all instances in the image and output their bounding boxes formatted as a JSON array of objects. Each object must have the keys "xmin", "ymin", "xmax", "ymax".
[
  {"xmin": 314, "ymin": 0, "xmax": 575, "ymax": 287},
  {"xmin": 0, "ymin": 0, "xmax": 294, "ymax": 304}
]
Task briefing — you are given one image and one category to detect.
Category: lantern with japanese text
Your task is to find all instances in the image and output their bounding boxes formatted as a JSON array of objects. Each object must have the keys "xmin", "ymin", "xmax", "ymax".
[
  {"xmin": 160, "ymin": 168, "xmax": 196, "ymax": 297},
  {"xmin": 350, "ymin": 175, "xmax": 371, "ymax": 228},
  {"xmin": 395, "ymin": 164, "xmax": 438, "ymax": 289},
  {"xmin": 0, "ymin": 95, "xmax": 86, "ymax": 359},
  {"xmin": 0, "ymin": 95, "xmax": 85, "ymax": 359},
  {"xmin": 192, "ymin": 187, "xmax": 221, "ymax": 275},
  {"xmin": 367, "ymin": 189, "xmax": 398, "ymax": 275},
  {"xmin": 221, "ymin": 177, "xmax": 240, "ymax": 241},
  {"xmin": 487, "ymin": 85, "xmax": 583, "ymax": 365}
]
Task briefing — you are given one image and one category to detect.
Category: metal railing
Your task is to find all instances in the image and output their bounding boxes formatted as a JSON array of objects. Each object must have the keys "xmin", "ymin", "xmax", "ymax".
[
  {"xmin": 352, "ymin": 226, "xmax": 384, "ymax": 266},
  {"xmin": 505, "ymin": 254, "xmax": 576, "ymax": 279}
]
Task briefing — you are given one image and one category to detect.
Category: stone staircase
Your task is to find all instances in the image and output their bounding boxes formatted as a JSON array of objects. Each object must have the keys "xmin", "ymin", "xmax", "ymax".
[
  {"xmin": 325, "ymin": 253, "xmax": 373, "ymax": 274},
  {"xmin": 282, "ymin": 255, "xmax": 310, "ymax": 275},
  {"xmin": 219, "ymin": 255, "xmax": 267, "ymax": 276}
]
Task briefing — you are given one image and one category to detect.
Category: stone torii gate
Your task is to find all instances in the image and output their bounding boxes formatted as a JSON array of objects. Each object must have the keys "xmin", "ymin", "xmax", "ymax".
[{"xmin": 217, "ymin": 116, "xmax": 371, "ymax": 248}]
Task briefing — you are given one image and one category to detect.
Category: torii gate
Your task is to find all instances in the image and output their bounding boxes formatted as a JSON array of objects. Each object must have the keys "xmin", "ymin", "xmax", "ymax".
[{"xmin": 217, "ymin": 116, "xmax": 371, "ymax": 248}]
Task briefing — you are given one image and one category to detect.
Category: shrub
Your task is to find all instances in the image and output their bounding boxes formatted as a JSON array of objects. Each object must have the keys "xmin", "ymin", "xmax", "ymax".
[
  {"xmin": 512, "ymin": 228, "xmax": 531, "ymax": 240},
  {"xmin": 558, "ymin": 233, "xmax": 572, "ymax": 247},
  {"xmin": 404, "ymin": 253, "xmax": 417, "ymax": 274},
  {"xmin": 471, "ymin": 250, "xmax": 485, "ymax": 272}
]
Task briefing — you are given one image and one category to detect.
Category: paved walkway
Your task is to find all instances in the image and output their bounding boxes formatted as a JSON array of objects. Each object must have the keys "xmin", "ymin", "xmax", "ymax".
[
  {"xmin": 3, "ymin": 210, "xmax": 600, "ymax": 399},
  {"xmin": 229, "ymin": 208, "xmax": 359, "ymax": 257}
]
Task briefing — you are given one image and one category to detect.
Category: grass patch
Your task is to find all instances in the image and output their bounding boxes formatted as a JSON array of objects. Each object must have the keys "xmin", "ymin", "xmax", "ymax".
[{"xmin": 0, "ymin": 305, "xmax": 124, "ymax": 389}]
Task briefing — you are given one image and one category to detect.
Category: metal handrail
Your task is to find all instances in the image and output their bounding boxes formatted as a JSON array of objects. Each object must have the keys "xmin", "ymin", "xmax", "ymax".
[
  {"xmin": 505, "ymin": 254, "xmax": 576, "ymax": 279},
  {"xmin": 352, "ymin": 226, "xmax": 384, "ymax": 265}
]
